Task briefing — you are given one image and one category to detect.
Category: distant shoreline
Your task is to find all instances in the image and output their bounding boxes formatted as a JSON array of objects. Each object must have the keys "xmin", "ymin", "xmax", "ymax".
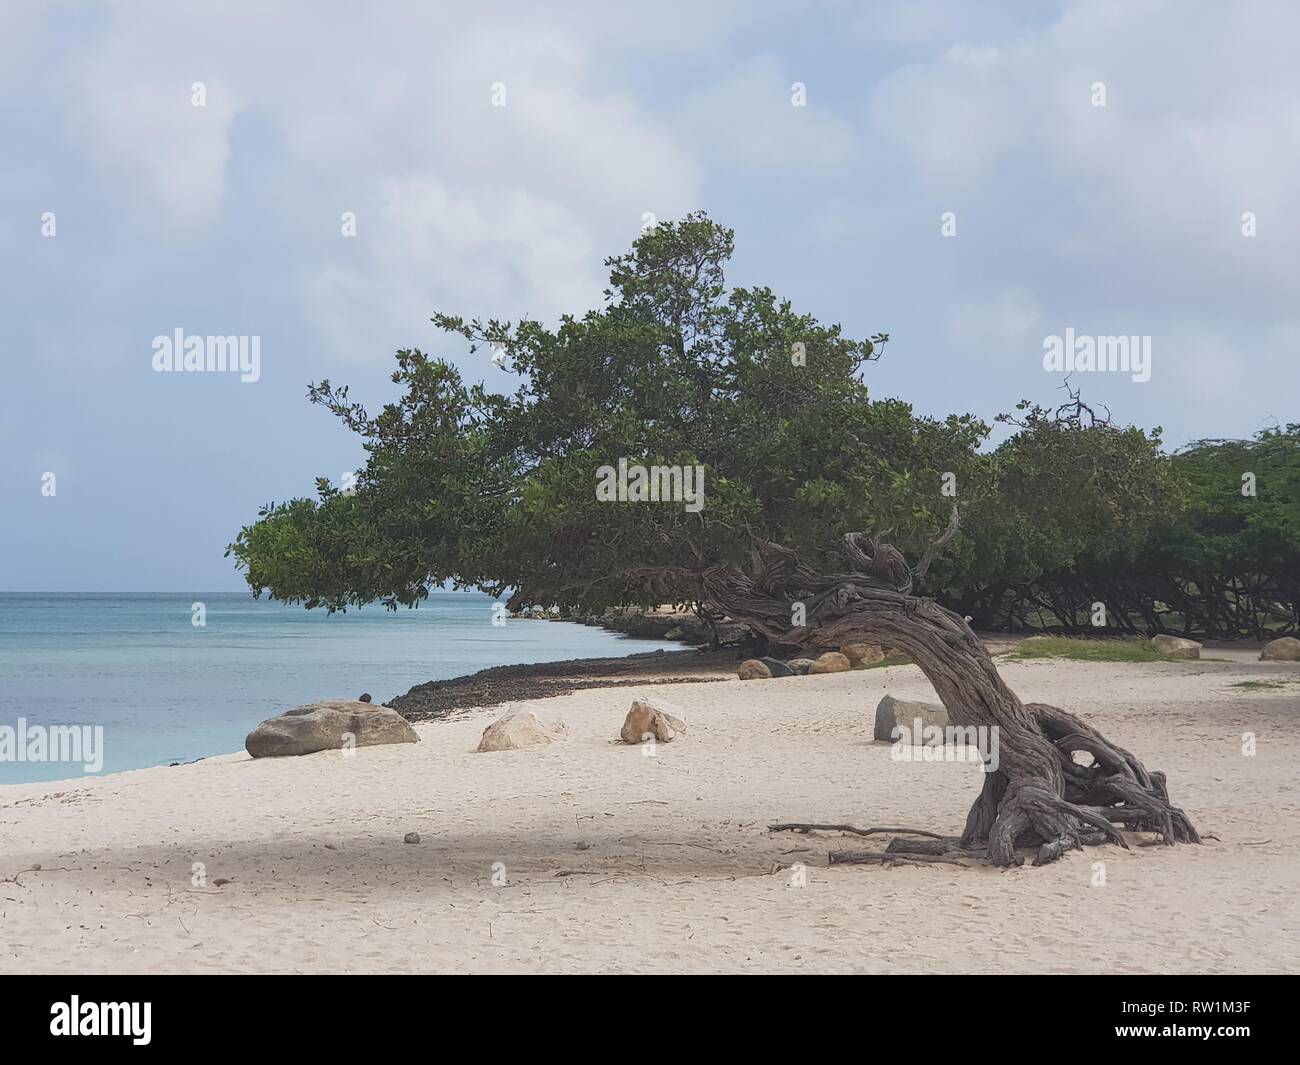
[{"xmin": 386, "ymin": 625, "xmax": 1278, "ymax": 724}]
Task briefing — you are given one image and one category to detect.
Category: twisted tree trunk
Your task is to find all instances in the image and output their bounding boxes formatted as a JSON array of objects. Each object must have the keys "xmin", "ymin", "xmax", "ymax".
[{"xmin": 701, "ymin": 526, "xmax": 1200, "ymax": 867}]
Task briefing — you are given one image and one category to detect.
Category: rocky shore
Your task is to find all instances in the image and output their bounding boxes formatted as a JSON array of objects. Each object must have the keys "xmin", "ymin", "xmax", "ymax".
[
  {"xmin": 518, "ymin": 605, "xmax": 751, "ymax": 647},
  {"xmin": 389, "ymin": 647, "xmax": 738, "ymax": 722}
]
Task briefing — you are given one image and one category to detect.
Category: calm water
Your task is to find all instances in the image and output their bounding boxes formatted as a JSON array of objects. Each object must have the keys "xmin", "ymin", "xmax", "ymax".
[{"xmin": 0, "ymin": 593, "xmax": 675, "ymax": 785}]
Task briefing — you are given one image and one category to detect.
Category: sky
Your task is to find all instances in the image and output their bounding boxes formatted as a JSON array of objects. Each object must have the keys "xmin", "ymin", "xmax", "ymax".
[{"xmin": 2, "ymin": 0, "xmax": 1297, "ymax": 592}]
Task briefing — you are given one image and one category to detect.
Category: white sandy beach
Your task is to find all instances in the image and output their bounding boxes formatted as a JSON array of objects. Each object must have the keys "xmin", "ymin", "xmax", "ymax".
[{"xmin": 2, "ymin": 650, "xmax": 1297, "ymax": 974}]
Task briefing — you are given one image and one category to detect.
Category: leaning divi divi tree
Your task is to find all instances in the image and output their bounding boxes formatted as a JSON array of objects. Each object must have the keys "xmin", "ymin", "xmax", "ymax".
[{"xmin": 230, "ymin": 212, "xmax": 1199, "ymax": 867}]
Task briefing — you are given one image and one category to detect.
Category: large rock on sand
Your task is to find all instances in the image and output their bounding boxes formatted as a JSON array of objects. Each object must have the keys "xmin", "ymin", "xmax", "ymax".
[
  {"xmin": 874, "ymin": 694, "xmax": 950, "ymax": 744},
  {"xmin": 477, "ymin": 709, "xmax": 568, "ymax": 752},
  {"xmin": 1260, "ymin": 637, "xmax": 1300, "ymax": 662},
  {"xmin": 1151, "ymin": 634, "xmax": 1201, "ymax": 660},
  {"xmin": 621, "ymin": 698, "xmax": 688, "ymax": 744},
  {"xmin": 841, "ymin": 643, "xmax": 885, "ymax": 668},
  {"xmin": 786, "ymin": 658, "xmax": 816, "ymax": 675},
  {"xmin": 737, "ymin": 657, "xmax": 796, "ymax": 679},
  {"xmin": 245, "ymin": 700, "xmax": 418, "ymax": 758},
  {"xmin": 809, "ymin": 652, "xmax": 852, "ymax": 675}
]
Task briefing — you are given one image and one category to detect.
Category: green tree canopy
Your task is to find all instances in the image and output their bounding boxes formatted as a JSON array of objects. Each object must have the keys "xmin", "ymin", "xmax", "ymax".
[
  {"xmin": 229, "ymin": 213, "xmax": 987, "ymax": 613},
  {"xmin": 1158, "ymin": 425, "xmax": 1300, "ymax": 571},
  {"xmin": 232, "ymin": 213, "xmax": 1248, "ymax": 635}
]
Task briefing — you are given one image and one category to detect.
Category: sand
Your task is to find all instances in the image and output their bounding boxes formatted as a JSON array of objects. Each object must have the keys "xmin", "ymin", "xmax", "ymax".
[{"xmin": 2, "ymin": 648, "xmax": 1297, "ymax": 973}]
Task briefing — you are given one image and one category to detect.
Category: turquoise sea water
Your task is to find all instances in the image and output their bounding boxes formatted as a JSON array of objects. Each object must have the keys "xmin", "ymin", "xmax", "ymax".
[{"xmin": 0, "ymin": 592, "xmax": 676, "ymax": 785}]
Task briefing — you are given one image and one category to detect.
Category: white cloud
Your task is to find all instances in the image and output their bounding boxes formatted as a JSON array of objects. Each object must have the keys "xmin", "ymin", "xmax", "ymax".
[
  {"xmin": 12, "ymin": 1, "xmax": 701, "ymax": 361},
  {"xmin": 850, "ymin": 0, "xmax": 1043, "ymax": 47},
  {"xmin": 680, "ymin": 55, "xmax": 859, "ymax": 172},
  {"xmin": 868, "ymin": 0, "xmax": 1300, "ymax": 308},
  {"xmin": 952, "ymin": 287, "xmax": 1043, "ymax": 351},
  {"xmin": 68, "ymin": 78, "xmax": 237, "ymax": 231},
  {"xmin": 300, "ymin": 180, "xmax": 603, "ymax": 364}
]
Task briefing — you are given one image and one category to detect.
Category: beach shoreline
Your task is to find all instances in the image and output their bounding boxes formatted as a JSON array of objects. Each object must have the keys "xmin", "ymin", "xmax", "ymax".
[
  {"xmin": 0, "ymin": 594, "xmax": 690, "ymax": 785},
  {"xmin": 2, "ymin": 643, "xmax": 1296, "ymax": 973}
]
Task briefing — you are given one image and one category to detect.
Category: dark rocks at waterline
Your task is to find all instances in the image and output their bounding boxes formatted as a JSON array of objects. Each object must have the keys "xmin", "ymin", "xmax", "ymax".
[
  {"xmin": 389, "ymin": 648, "xmax": 736, "ymax": 722},
  {"xmin": 533, "ymin": 606, "xmax": 750, "ymax": 647}
]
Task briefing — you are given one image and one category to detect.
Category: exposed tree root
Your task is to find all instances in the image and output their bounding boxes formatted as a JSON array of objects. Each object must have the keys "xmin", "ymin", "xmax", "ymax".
[
  {"xmin": 767, "ymin": 822, "xmax": 947, "ymax": 841},
  {"xmin": 711, "ymin": 521, "xmax": 1202, "ymax": 869},
  {"xmin": 771, "ymin": 824, "xmax": 984, "ymax": 867}
]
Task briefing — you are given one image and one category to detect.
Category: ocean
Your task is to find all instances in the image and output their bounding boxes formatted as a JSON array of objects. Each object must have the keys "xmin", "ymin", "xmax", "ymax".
[{"xmin": 0, "ymin": 592, "xmax": 676, "ymax": 785}]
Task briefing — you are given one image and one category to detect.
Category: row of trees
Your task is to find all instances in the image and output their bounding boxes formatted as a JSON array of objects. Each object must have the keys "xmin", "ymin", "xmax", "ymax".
[
  {"xmin": 228, "ymin": 213, "xmax": 1297, "ymax": 641},
  {"xmin": 940, "ymin": 419, "xmax": 1300, "ymax": 639}
]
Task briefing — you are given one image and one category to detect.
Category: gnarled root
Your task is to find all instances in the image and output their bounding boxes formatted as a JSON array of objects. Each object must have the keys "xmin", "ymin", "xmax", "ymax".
[
  {"xmin": 960, "ymin": 703, "xmax": 1200, "ymax": 867},
  {"xmin": 1026, "ymin": 702, "xmax": 1200, "ymax": 847},
  {"xmin": 712, "ymin": 528, "xmax": 1202, "ymax": 869}
]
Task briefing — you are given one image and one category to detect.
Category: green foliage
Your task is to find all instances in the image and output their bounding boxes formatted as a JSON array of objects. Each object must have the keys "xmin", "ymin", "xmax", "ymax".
[
  {"xmin": 1157, "ymin": 425, "xmax": 1300, "ymax": 571},
  {"xmin": 229, "ymin": 213, "xmax": 1276, "ymax": 637},
  {"xmin": 941, "ymin": 401, "xmax": 1178, "ymax": 594},
  {"xmin": 229, "ymin": 356, "xmax": 514, "ymax": 609},
  {"xmin": 230, "ymin": 213, "xmax": 986, "ymax": 612}
]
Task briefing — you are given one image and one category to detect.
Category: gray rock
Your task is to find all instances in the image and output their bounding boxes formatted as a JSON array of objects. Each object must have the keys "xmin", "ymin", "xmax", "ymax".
[
  {"xmin": 786, "ymin": 658, "xmax": 816, "ymax": 675},
  {"xmin": 1260, "ymin": 637, "xmax": 1300, "ymax": 661},
  {"xmin": 245, "ymin": 700, "xmax": 419, "ymax": 758},
  {"xmin": 873, "ymin": 694, "xmax": 951, "ymax": 744},
  {"xmin": 403, "ymin": 832, "xmax": 420, "ymax": 844},
  {"xmin": 476, "ymin": 708, "xmax": 568, "ymax": 752},
  {"xmin": 1151, "ymin": 634, "xmax": 1201, "ymax": 660}
]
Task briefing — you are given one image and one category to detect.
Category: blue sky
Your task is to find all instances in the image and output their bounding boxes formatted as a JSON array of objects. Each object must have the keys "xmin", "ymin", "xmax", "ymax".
[{"xmin": 2, "ymin": 0, "xmax": 1297, "ymax": 591}]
